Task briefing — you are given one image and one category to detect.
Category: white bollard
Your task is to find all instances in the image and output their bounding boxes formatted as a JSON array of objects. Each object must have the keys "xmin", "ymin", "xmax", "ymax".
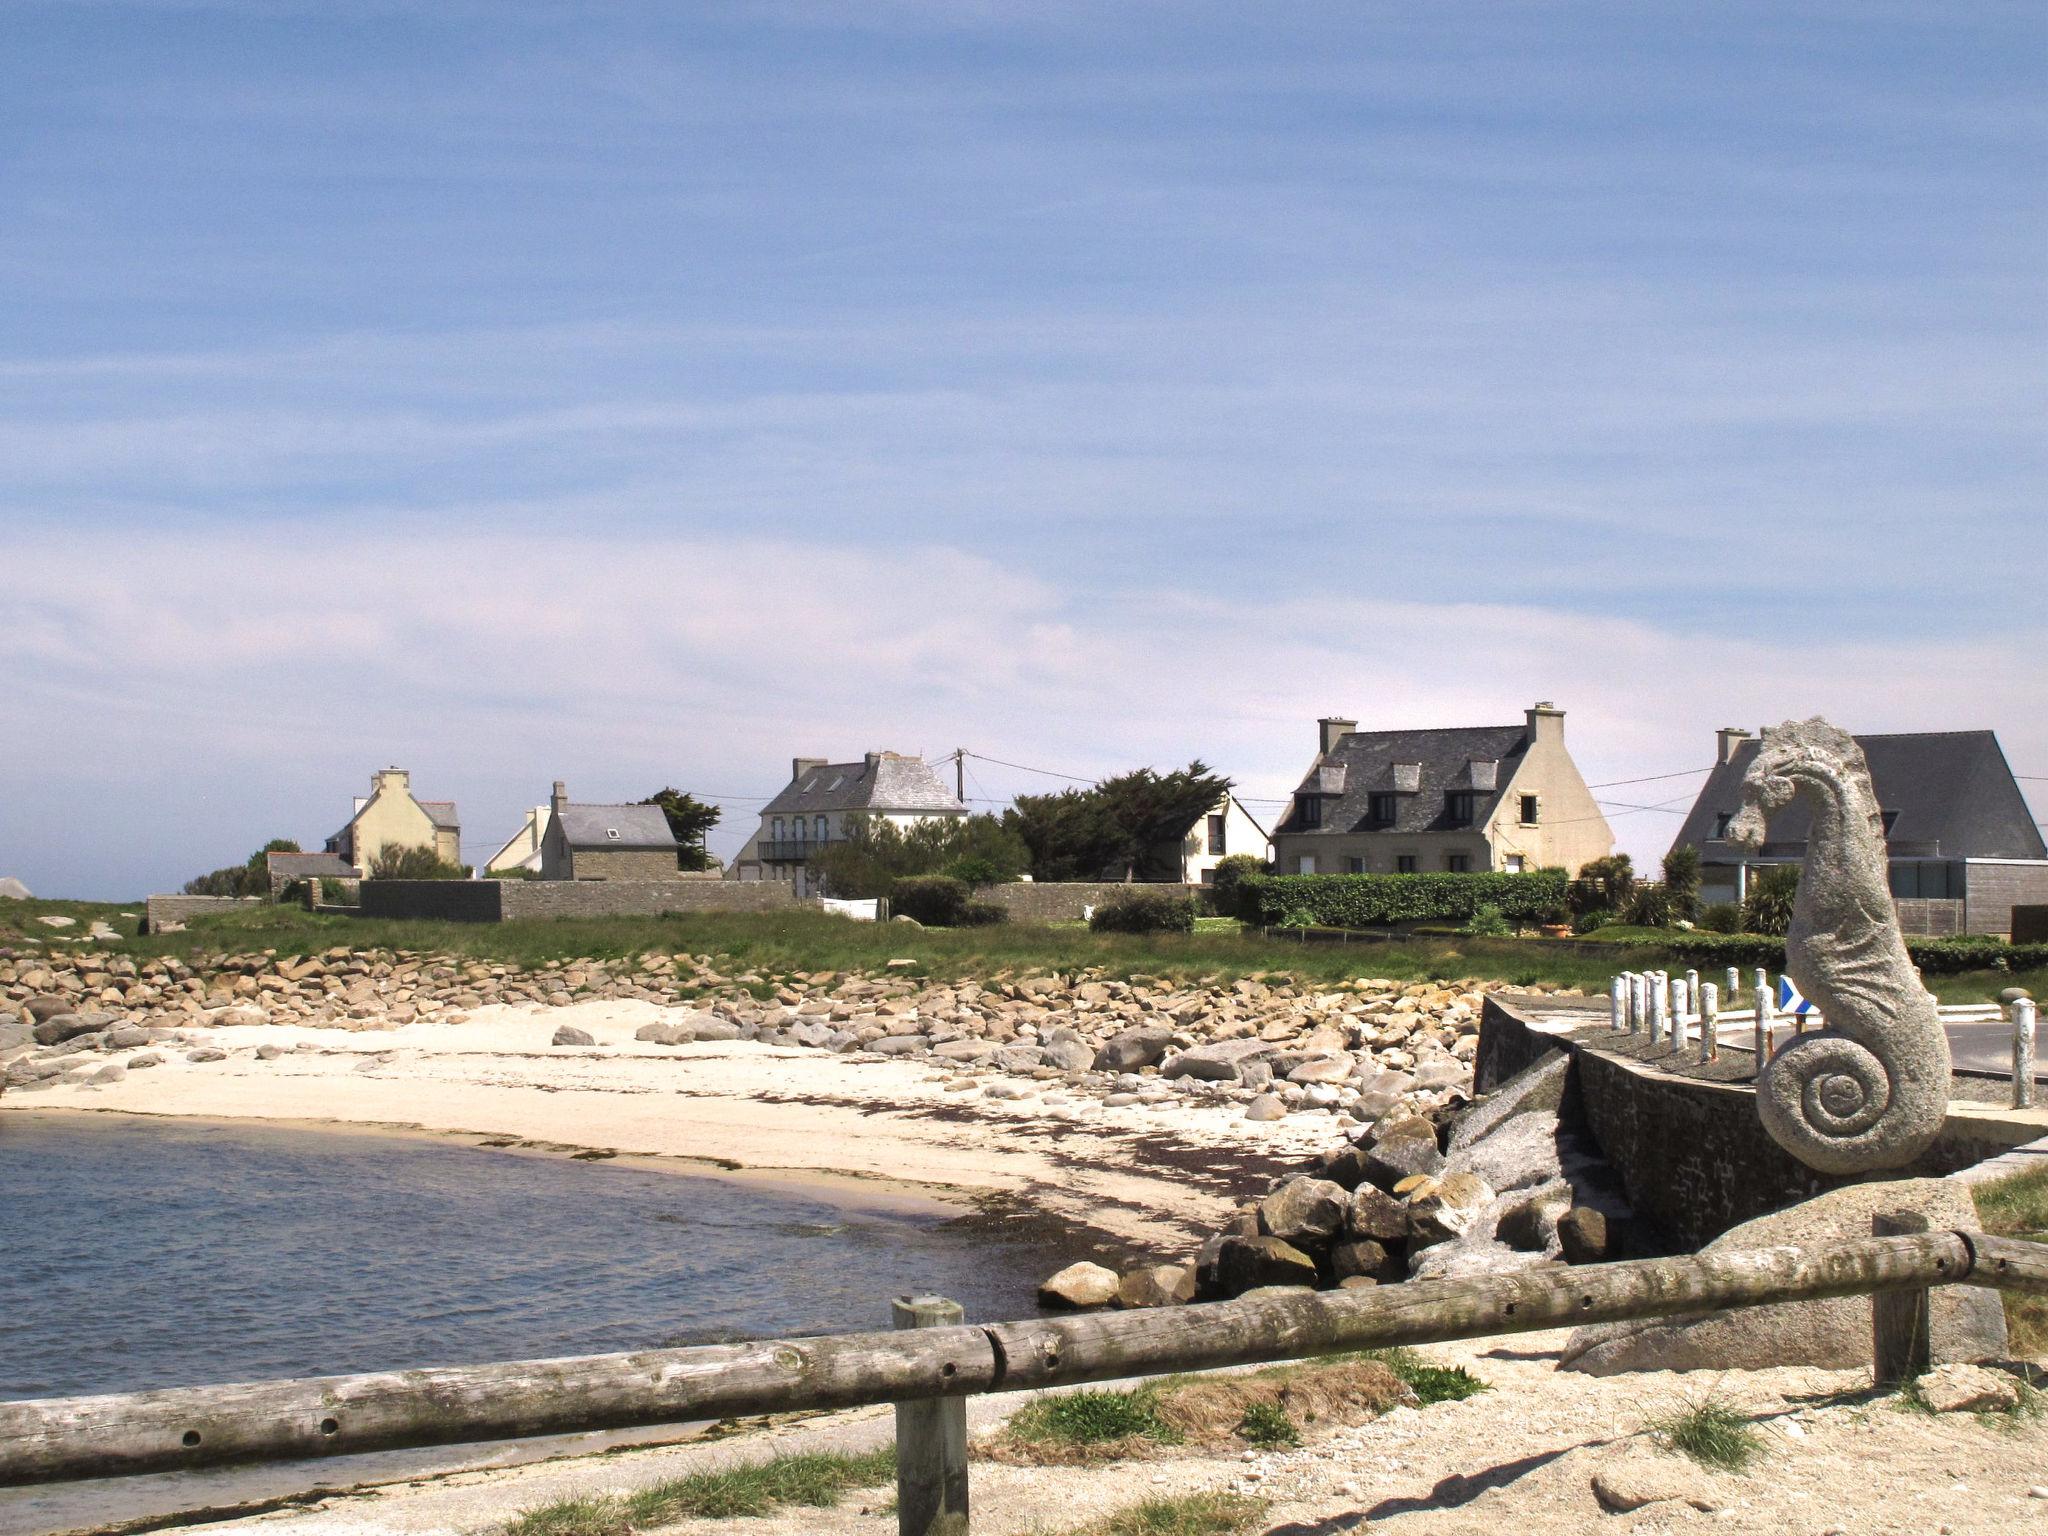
[
  {"xmin": 1700, "ymin": 982, "xmax": 1720, "ymax": 1064},
  {"xmin": 2014, "ymin": 998, "xmax": 2037, "ymax": 1111},
  {"xmin": 1753, "ymin": 967, "xmax": 1773, "ymax": 1065},
  {"xmin": 1626, "ymin": 972, "xmax": 1643, "ymax": 1033},
  {"xmin": 1609, "ymin": 975, "xmax": 1628, "ymax": 1033},
  {"xmin": 1725, "ymin": 966, "xmax": 1741, "ymax": 1007},
  {"xmin": 1648, "ymin": 973, "xmax": 1667, "ymax": 1046},
  {"xmin": 1671, "ymin": 973, "xmax": 1690, "ymax": 1055},
  {"xmin": 1685, "ymin": 969, "xmax": 1701, "ymax": 1018}
]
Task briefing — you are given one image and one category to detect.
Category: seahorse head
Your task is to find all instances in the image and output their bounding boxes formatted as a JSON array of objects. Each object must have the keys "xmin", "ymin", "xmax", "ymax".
[{"xmin": 1728, "ymin": 717, "xmax": 1878, "ymax": 850}]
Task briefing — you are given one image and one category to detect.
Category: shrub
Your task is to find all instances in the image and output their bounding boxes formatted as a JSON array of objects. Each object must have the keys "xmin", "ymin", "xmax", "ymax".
[
  {"xmin": 1460, "ymin": 903, "xmax": 1511, "ymax": 937},
  {"xmin": 1742, "ymin": 866, "xmax": 1801, "ymax": 936},
  {"xmin": 889, "ymin": 875, "xmax": 971, "ymax": 927},
  {"xmin": 1572, "ymin": 908, "xmax": 1613, "ymax": 935},
  {"xmin": 1661, "ymin": 845, "xmax": 1702, "ymax": 923},
  {"xmin": 1699, "ymin": 902, "xmax": 1742, "ymax": 934},
  {"xmin": 1090, "ymin": 888, "xmax": 1197, "ymax": 934},
  {"xmin": 367, "ymin": 844, "xmax": 471, "ymax": 880},
  {"xmin": 1569, "ymin": 854, "xmax": 1636, "ymax": 918},
  {"xmin": 960, "ymin": 899, "xmax": 1009, "ymax": 927},
  {"xmin": 940, "ymin": 854, "xmax": 1011, "ymax": 889},
  {"xmin": 1209, "ymin": 854, "xmax": 1267, "ymax": 919},
  {"xmin": 1238, "ymin": 869, "xmax": 1569, "ymax": 929},
  {"xmin": 1621, "ymin": 883, "xmax": 1674, "ymax": 928}
]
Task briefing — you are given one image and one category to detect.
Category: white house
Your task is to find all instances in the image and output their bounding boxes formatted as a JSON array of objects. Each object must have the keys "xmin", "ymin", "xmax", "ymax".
[
  {"xmin": 1172, "ymin": 791, "xmax": 1272, "ymax": 885},
  {"xmin": 731, "ymin": 752, "xmax": 968, "ymax": 897}
]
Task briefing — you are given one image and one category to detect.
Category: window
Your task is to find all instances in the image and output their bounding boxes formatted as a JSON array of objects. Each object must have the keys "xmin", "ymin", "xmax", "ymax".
[
  {"xmin": 1297, "ymin": 795, "xmax": 1323, "ymax": 829},
  {"xmin": 771, "ymin": 818, "xmax": 783, "ymax": 841},
  {"xmin": 1200, "ymin": 868, "xmax": 1216, "ymax": 885},
  {"xmin": 1446, "ymin": 792, "xmax": 1476, "ymax": 827},
  {"xmin": 1346, "ymin": 856, "xmax": 1365, "ymax": 874},
  {"xmin": 1881, "ymin": 809, "xmax": 1900, "ymax": 837},
  {"xmin": 1367, "ymin": 793, "xmax": 1397, "ymax": 828},
  {"xmin": 1714, "ymin": 812, "xmax": 1733, "ymax": 839},
  {"xmin": 1519, "ymin": 794, "xmax": 1539, "ymax": 826},
  {"xmin": 1504, "ymin": 854, "xmax": 1526, "ymax": 873},
  {"xmin": 1297, "ymin": 855, "xmax": 1316, "ymax": 875},
  {"xmin": 815, "ymin": 815, "xmax": 828, "ymax": 841},
  {"xmin": 1395, "ymin": 855, "xmax": 1417, "ymax": 874},
  {"xmin": 1446, "ymin": 853, "xmax": 1471, "ymax": 872},
  {"xmin": 1207, "ymin": 814, "xmax": 1227, "ymax": 855},
  {"xmin": 794, "ymin": 816, "xmax": 807, "ymax": 842},
  {"xmin": 605, "ymin": 828, "xmax": 620, "ymax": 841}
]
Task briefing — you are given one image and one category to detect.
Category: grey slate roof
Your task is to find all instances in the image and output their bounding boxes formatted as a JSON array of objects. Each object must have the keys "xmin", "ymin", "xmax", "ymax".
[
  {"xmin": 267, "ymin": 852, "xmax": 356, "ymax": 879},
  {"xmin": 761, "ymin": 754, "xmax": 968, "ymax": 817},
  {"xmin": 1281, "ymin": 724, "xmax": 1531, "ymax": 836},
  {"xmin": 1672, "ymin": 730, "xmax": 2047, "ymax": 863},
  {"xmin": 556, "ymin": 803, "xmax": 679, "ymax": 851},
  {"xmin": 418, "ymin": 801, "xmax": 460, "ymax": 830}
]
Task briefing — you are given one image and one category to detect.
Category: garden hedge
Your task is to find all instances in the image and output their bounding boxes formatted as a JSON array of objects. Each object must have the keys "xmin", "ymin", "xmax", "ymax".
[
  {"xmin": 1241, "ymin": 870, "xmax": 1569, "ymax": 927},
  {"xmin": 1592, "ymin": 930, "xmax": 2048, "ymax": 976}
]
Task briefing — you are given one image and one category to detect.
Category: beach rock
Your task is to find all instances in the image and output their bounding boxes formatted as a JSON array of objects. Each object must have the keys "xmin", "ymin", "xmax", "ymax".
[
  {"xmin": 1409, "ymin": 1238, "xmax": 1552, "ymax": 1281},
  {"xmin": 1038, "ymin": 1261, "xmax": 1120, "ymax": 1310},
  {"xmin": 1331, "ymin": 1238, "xmax": 1400, "ymax": 1283},
  {"xmin": 106, "ymin": 1023, "xmax": 150, "ymax": 1049},
  {"xmin": 25, "ymin": 996, "xmax": 76, "ymax": 1024},
  {"xmin": 551, "ymin": 1025, "xmax": 596, "ymax": 1047},
  {"xmin": 1161, "ymin": 1039, "xmax": 1270, "ymax": 1082},
  {"xmin": 1411, "ymin": 1056, "xmax": 1467, "ymax": 1092},
  {"xmin": 1913, "ymin": 1362, "xmax": 2021, "ymax": 1414},
  {"xmin": 870, "ymin": 1034, "xmax": 928, "ymax": 1055},
  {"xmin": 0, "ymin": 1017, "xmax": 29, "ymax": 1052},
  {"xmin": 1495, "ymin": 1184, "xmax": 1572, "ymax": 1253},
  {"xmin": 90, "ymin": 1062, "xmax": 126, "ymax": 1084},
  {"xmin": 1563, "ymin": 1178, "xmax": 2006, "ymax": 1373},
  {"xmin": 1259, "ymin": 1178, "xmax": 1349, "ymax": 1243},
  {"xmin": 1093, "ymin": 1025, "xmax": 1173, "ymax": 1072},
  {"xmin": 1205, "ymin": 1235, "xmax": 1319, "ymax": 1298},
  {"xmin": 255, "ymin": 1044, "xmax": 291, "ymax": 1060},
  {"xmin": 32, "ymin": 1014, "xmax": 99, "ymax": 1046},
  {"xmin": 1446, "ymin": 1111, "xmax": 1563, "ymax": 1194},
  {"xmin": 1042, "ymin": 1038, "xmax": 1095, "ymax": 1072},
  {"xmin": 635, "ymin": 1021, "xmax": 688, "ymax": 1044},
  {"xmin": 127, "ymin": 1052, "xmax": 163, "ymax": 1069},
  {"xmin": 1351, "ymin": 1069, "xmax": 1415, "ymax": 1118},
  {"xmin": 1591, "ymin": 1450, "xmax": 1733, "ymax": 1514},
  {"xmin": 1448, "ymin": 1050, "xmax": 1568, "ymax": 1151},
  {"xmin": 1347, "ymin": 1184, "xmax": 1408, "ymax": 1243},
  {"xmin": 1407, "ymin": 1172, "xmax": 1494, "ymax": 1250},
  {"xmin": 1286, "ymin": 1055, "xmax": 1355, "ymax": 1085},
  {"xmin": 1244, "ymin": 1094, "xmax": 1286, "ymax": 1121},
  {"xmin": 185, "ymin": 1047, "xmax": 227, "ymax": 1063},
  {"xmin": 1558, "ymin": 1205, "xmax": 1621, "ymax": 1264},
  {"xmin": 1116, "ymin": 1263, "xmax": 1196, "ymax": 1309},
  {"xmin": 1361, "ymin": 1136, "xmax": 1444, "ymax": 1193}
]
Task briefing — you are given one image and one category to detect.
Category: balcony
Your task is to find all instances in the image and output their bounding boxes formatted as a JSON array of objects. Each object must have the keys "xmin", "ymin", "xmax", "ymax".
[{"xmin": 756, "ymin": 840, "xmax": 827, "ymax": 862}]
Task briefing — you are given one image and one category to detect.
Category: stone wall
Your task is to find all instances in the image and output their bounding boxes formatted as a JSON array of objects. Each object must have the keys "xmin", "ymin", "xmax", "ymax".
[
  {"xmin": 1895, "ymin": 898, "xmax": 1964, "ymax": 936},
  {"xmin": 564, "ymin": 849, "xmax": 694, "ymax": 882},
  {"xmin": 142, "ymin": 895, "xmax": 263, "ymax": 932},
  {"xmin": 357, "ymin": 881, "xmax": 506, "ymax": 922},
  {"xmin": 498, "ymin": 879, "xmax": 798, "ymax": 920},
  {"xmin": 980, "ymin": 881, "xmax": 1204, "ymax": 924},
  {"xmin": 1478, "ymin": 995, "xmax": 2043, "ymax": 1249},
  {"xmin": 1964, "ymin": 861, "xmax": 2048, "ymax": 939}
]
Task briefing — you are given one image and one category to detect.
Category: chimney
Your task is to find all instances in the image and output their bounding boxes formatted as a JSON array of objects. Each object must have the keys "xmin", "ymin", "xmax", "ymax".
[
  {"xmin": 792, "ymin": 757, "xmax": 828, "ymax": 784},
  {"xmin": 373, "ymin": 767, "xmax": 409, "ymax": 797},
  {"xmin": 863, "ymin": 752, "xmax": 882, "ymax": 774},
  {"xmin": 1318, "ymin": 717, "xmax": 1356, "ymax": 755},
  {"xmin": 1525, "ymin": 701, "xmax": 1565, "ymax": 746},
  {"xmin": 550, "ymin": 780, "xmax": 567, "ymax": 815},
  {"xmin": 1715, "ymin": 726, "xmax": 1753, "ymax": 764}
]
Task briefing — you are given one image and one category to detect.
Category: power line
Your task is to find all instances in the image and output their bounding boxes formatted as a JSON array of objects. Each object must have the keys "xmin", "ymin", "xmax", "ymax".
[
  {"xmin": 1584, "ymin": 766, "xmax": 1714, "ymax": 789},
  {"xmin": 961, "ymin": 751, "xmax": 1097, "ymax": 784}
]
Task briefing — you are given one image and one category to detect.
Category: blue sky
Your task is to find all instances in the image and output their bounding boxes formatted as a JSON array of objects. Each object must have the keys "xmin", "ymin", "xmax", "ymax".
[{"xmin": 2, "ymin": 1, "xmax": 2043, "ymax": 896}]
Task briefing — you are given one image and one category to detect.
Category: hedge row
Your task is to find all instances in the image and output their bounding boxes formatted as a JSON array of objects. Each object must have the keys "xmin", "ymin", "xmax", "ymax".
[
  {"xmin": 1241, "ymin": 870, "xmax": 1570, "ymax": 927},
  {"xmin": 1594, "ymin": 930, "xmax": 2048, "ymax": 977}
]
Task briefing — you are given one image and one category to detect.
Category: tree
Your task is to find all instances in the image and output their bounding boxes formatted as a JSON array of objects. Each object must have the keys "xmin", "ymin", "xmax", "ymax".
[
  {"xmin": 1568, "ymin": 853, "xmax": 1636, "ymax": 918},
  {"xmin": 1743, "ymin": 865, "xmax": 1801, "ymax": 936},
  {"xmin": 182, "ymin": 839, "xmax": 304, "ymax": 897},
  {"xmin": 366, "ymin": 843, "xmax": 470, "ymax": 880},
  {"xmin": 641, "ymin": 788, "xmax": 722, "ymax": 871},
  {"xmin": 1661, "ymin": 844, "xmax": 1703, "ymax": 922},
  {"xmin": 1005, "ymin": 762, "xmax": 1234, "ymax": 882},
  {"xmin": 811, "ymin": 813, "xmax": 1027, "ymax": 899}
]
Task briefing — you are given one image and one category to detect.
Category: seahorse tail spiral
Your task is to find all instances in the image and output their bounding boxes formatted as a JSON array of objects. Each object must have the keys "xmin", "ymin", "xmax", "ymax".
[{"xmin": 1756, "ymin": 1032, "xmax": 1906, "ymax": 1175}]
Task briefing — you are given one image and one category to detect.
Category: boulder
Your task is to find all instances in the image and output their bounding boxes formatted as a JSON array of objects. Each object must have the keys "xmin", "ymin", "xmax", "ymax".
[
  {"xmin": 1409, "ymin": 1239, "xmax": 1553, "ymax": 1282},
  {"xmin": 1286, "ymin": 1055, "xmax": 1355, "ymax": 1085},
  {"xmin": 1094, "ymin": 1025, "xmax": 1173, "ymax": 1072},
  {"xmin": 127, "ymin": 1051, "xmax": 163, "ymax": 1069},
  {"xmin": 1331, "ymin": 1238, "xmax": 1401, "ymax": 1283},
  {"xmin": 90, "ymin": 1062, "xmax": 126, "ymax": 1085},
  {"xmin": 1591, "ymin": 1450, "xmax": 1735, "ymax": 1514},
  {"xmin": 1161, "ymin": 1039, "xmax": 1271, "ymax": 1082},
  {"xmin": 1042, "ymin": 1038, "xmax": 1095, "ymax": 1072},
  {"xmin": 1558, "ymin": 1205, "xmax": 1623, "ymax": 1265},
  {"xmin": 1369, "ymin": 1112, "xmax": 1438, "ymax": 1147},
  {"xmin": 1352, "ymin": 1069, "xmax": 1416, "ymax": 1118},
  {"xmin": 1411, "ymin": 1056, "xmax": 1467, "ymax": 1091},
  {"xmin": 1361, "ymin": 1136, "xmax": 1444, "ymax": 1193},
  {"xmin": 1407, "ymin": 1172, "xmax": 1494, "ymax": 1250},
  {"xmin": 1912, "ymin": 1362, "xmax": 2021, "ymax": 1414},
  {"xmin": 32, "ymin": 1015, "xmax": 100, "ymax": 1046},
  {"xmin": 25, "ymin": 995, "xmax": 75, "ymax": 1024},
  {"xmin": 1116, "ymin": 1263, "xmax": 1196, "ymax": 1309},
  {"xmin": 1346, "ymin": 1184, "xmax": 1408, "ymax": 1243},
  {"xmin": 185, "ymin": 1047, "xmax": 227, "ymax": 1063},
  {"xmin": 1448, "ymin": 1050, "xmax": 1568, "ymax": 1151},
  {"xmin": 870, "ymin": 1034, "xmax": 928, "ymax": 1055},
  {"xmin": 1203, "ymin": 1235, "xmax": 1319, "ymax": 1298},
  {"xmin": 1563, "ymin": 1177, "xmax": 2007, "ymax": 1374},
  {"xmin": 106, "ymin": 1023, "xmax": 151, "ymax": 1050},
  {"xmin": 1446, "ymin": 1110, "xmax": 1563, "ymax": 1194},
  {"xmin": 551, "ymin": 1025, "xmax": 596, "ymax": 1047},
  {"xmin": 1038, "ymin": 1261, "xmax": 1120, "ymax": 1310},
  {"xmin": 1258, "ymin": 1178, "xmax": 1349, "ymax": 1243},
  {"xmin": 1495, "ymin": 1184, "xmax": 1573, "ymax": 1254},
  {"xmin": 1244, "ymin": 1094, "xmax": 1287, "ymax": 1122},
  {"xmin": 0, "ymin": 1017, "xmax": 29, "ymax": 1052}
]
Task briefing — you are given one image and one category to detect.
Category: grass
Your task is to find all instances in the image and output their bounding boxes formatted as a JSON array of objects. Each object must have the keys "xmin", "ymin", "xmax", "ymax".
[
  {"xmin": 1233, "ymin": 1400, "xmax": 1299, "ymax": 1446},
  {"xmin": 1644, "ymin": 1393, "xmax": 1765, "ymax": 1472},
  {"xmin": 1359, "ymin": 1347, "xmax": 1491, "ymax": 1406},
  {"xmin": 1005, "ymin": 1388, "xmax": 1183, "ymax": 1450},
  {"xmin": 1971, "ymin": 1163, "xmax": 2048, "ymax": 1355},
  {"xmin": 500, "ymin": 1446, "xmax": 894, "ymax": 1535},
  {"xmin": 1054, "ymin": 1492, "xmax": 1270, "ymax": 1536}
]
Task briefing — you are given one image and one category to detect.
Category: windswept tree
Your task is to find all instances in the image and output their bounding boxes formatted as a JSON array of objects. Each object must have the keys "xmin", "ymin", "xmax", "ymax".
[
  {"xmin": 810, "ymin": 813, "xmax": 1028, "ymax": 899},
  {"xmin": 1006, "ymin": 762, "xmax": 1233, "ymax": 882},
  {"xmin": 641, "ymin": 788, "xmax": 722, "ymax": 871},
  {"xmin": 182, "ymin": 839, "xmax": 302, "ymax": 897}
]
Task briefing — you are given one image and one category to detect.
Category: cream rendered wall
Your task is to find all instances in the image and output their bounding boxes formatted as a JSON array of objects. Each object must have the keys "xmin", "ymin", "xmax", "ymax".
[
  {"xmin": 348, "ymin": 774, "xmax": 442, "ymax": 875},
  {"xmin": 1180, "ymin": 794, "xmax": 1271, "ymax": 883},
  {"xmin": 1484, "ymin": 711, "xmax": 1613, "ymax": 876}
]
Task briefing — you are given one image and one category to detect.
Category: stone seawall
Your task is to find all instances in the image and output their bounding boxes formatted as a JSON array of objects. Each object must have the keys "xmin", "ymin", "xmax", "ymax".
[
  {"xmin": 357, "ymin": 879, "xmax": 801, "ymax": 923},
  {"xmin": 1477, "ymin": 995, "xmax": 2045, "ymax": 1249},
  {"xmin": 143, "ymin": 895, "xmax": 263, "ymax": 932},
  {"xmin": 982, "ymin": 882, "xmax": 1204, "ymax": 924}
]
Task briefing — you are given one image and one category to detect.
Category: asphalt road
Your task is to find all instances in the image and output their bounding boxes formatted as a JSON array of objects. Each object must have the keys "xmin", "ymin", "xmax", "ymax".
[{"xmin": 1946, "ymin": 1017, "xmax": 2044, "ymax": 1079}]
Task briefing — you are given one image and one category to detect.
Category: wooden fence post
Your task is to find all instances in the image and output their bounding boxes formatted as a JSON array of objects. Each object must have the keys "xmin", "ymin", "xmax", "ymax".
[
  {"xmin": 1872, "ymin": 1212, "xmax": 1933, "ymax": 1387},
  {"xmin": 892, "ymin": 1295, "xmax": 969, "ymax": 1536}
]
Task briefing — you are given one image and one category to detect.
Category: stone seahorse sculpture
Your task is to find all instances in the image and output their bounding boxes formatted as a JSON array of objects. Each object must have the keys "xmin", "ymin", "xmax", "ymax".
[{"xmin": 1728, "ymin": 717, "xmax": 1951, "ymax": 1174}]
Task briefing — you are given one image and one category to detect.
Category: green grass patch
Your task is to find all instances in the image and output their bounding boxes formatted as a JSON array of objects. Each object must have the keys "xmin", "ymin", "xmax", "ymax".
[
  {"xmin": 1361, "ymin": 1347, "xmax": 1491, "ymax": 1405},
  {"xmin": 1060, "ymin": 1492, "xmax": 1270, "ymax": 1536},
  {"xmin": 1233, "ymin": 1399, "xmax": 1298, "ymax": 1446},
  {"xmin": 1971, "ymin": 1164, "xmax": 2048, "ymax": 1355},
  {"xmin": 0, "ymin": 897, "xmax": 145, "ymax": 947},
  {"xmin": 1645, "ymin": 1395, "xmax": 1764, "ymax": 1472},
  {"xmin": 1006, "ymin": 1388, "xmax": 1182, "ymax": 1449},
  {"xmin": 500, "ymin": 1446, "xmax": 894, "ymax": 1535}
]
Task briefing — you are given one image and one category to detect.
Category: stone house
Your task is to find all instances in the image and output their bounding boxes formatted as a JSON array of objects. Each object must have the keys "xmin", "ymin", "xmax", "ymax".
[
  {"xmin": 1270, "ymin": 703, "xmax": 1613, "ymax": 877},
  {"xmin": 537, "ymin": 783, "xmax": 684, "ymax": 881},
  {"xmin": 731, "ymin": 753, "xmax": 968, "ymax": 897},
  {"xmin": 484, "ymin": 805, "xmax": 553, "ymax": 876},
  {"xmin": 1167, "ymin": 791, "xmax": 1271, "ymax": 884},
  {"xmin": 264, "ymin": 850, "xmax": 357, "ymax": 900},
  {"xmin": 326, "ymin": 768, "xmax": 462, "ymax": 876},
  {"xmin": 1668, "ymin": 726, "xmax": 2048, "ymax": 937}
]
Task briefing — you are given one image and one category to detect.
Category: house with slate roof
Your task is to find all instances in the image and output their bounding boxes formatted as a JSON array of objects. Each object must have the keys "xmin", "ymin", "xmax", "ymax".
[
  {"xmin": 732, "ymin": 753, "xmax": 968, "ymax": 896},
  {"xmin": 326, "ymin": 768, "xmax": 462, "ymax": 876},
  {"xmin": 537, "ymin": 782, "xmax": 685, "ymax": 881},
  {"xmin": 265, "ymin": 850, "xmax": 358, "ymax": 900},
  {"xmin": 1669, "ymin": 726, "xmax": 2048, "ymax": 937},
  {"xmin": 1271, "ymin": 703, "xmax": 1613, "ymax": 878}
]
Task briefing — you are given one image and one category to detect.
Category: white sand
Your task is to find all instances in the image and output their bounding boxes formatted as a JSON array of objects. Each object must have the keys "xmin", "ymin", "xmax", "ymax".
[{"xmin": 3, "ymin": 998, "xmax": 1343, "ymax": 1251}]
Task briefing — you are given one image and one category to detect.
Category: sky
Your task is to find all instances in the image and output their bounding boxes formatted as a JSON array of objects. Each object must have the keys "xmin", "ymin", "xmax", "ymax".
[{"xmin": 2, "ymin": 1, "xmax": 2044, "ymax": 898}]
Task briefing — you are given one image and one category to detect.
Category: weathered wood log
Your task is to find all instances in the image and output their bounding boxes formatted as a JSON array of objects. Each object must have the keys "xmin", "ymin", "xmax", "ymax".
[
  {"xmin": 892, "ymin": 1296, "xmax": 969, "ymax": 1536},
  {"xmin": 0, "ymin": 1230, "xmax": 2000, "ymax": 1487},
  {"xmin": 1965, "ymin": 1231, "xmax": 2048, "ymax": 1295},
  {"xmin": 1871, "ymin": 1211, "xmax": 1933, "ymax": 1385}
]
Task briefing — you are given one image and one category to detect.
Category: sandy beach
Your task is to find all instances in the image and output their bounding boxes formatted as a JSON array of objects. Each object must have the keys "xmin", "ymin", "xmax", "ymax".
[{"xmin": 2, "ymin": 997, "xmax": 1344, "ymax": 1254}]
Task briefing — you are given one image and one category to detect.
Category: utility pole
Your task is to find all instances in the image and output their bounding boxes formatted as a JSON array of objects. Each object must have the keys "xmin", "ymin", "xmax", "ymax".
[{"xmin": 955, "ymin": 749, "xmax": 967, "ymax": 803}]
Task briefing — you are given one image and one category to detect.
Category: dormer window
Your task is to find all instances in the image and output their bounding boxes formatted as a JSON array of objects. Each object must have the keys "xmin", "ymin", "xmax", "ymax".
[
  {"xmin": 1714, "ymin": 812, "xmax": 1733, "ymax": 839},
  {"xmin": 1297, "ymin": 794, "xmax": 1323, "ymax": 829},
  {"xmin": 1367, "ymin": 793, "xmax": 1397, "ymax": 828},
  {"xmin": 1881, "ymin": 809, "xmax": 1899, "ymax": 836},
  {"xmin": 1445, "ymin": 792, "xmax": 1476, "ymax": 828}
]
